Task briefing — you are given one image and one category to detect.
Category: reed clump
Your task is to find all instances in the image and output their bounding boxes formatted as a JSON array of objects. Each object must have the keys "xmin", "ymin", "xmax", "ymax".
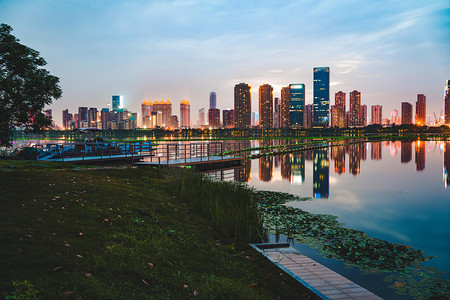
[{"xmin": 169, "ymin": 168, "xmax": 267, "ymax": 245}]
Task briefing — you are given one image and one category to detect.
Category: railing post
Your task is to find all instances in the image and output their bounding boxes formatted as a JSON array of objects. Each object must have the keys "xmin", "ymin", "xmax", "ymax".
[
  {"xmin": 201, "ymin": 144, "xmax": 203, "ymax": 162},
  {"xmin": 221, "ymin": 142, "xmax": 223, "ymax": 159}
]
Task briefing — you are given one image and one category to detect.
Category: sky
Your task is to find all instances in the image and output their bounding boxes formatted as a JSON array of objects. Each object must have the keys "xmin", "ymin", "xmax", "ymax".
[{"xmin": 1, "ymin": 0, "xmax": 449, "ymax": 126}]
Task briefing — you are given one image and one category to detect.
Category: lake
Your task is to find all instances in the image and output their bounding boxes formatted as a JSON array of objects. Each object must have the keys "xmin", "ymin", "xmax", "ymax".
[{"xmin": 206, "ymin": 139, "xmax": 450, "ymax": 298}]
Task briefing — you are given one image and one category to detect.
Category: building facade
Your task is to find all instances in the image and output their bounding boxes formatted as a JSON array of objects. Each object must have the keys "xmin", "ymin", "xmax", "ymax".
[
  {"xmin": 273, "ymin": 97, "xmax": 280, "ymax": 128},
  {"xmin": 360, "ymin": 104, "xmax": 367, "ymax": 126},
  {"xmin": 223, "ymin": 109, "xmax": 234, "ymax": 128},
  {"xmin": 371, "ymin": 105, "xmax": 382, "ymax": 125},
  {"xmin": 349, "ymin": 90, "xmax": 361, "ymax": 127},
  {"xmin": 304, "ymin": 104, "xmax": 314, "ymax": 129},
  {"xmin": 153, "ymin": 100, "xmax": 172, "ymax": 128},
  {"xmin": 313, "ymin": 67, "xmax": 330, "ymax": 127},
  {"xmin": 234, "ymin": 83, "xmax": 251, "ymax": 128},
  {"xmin": 289, "ymin": 84, "xmax": 305, "ymax": 128},
  {"xmin": 259, "ymin": 84, "xmax": 273, "ymax": 128},
  {"xmin": 280, "ymin": 87, "xmax": 290, "ymax": 128},
  {"xmin": 112, "ymin": 95, "xmax": 123, "ymax": 111},
  {"xmin": 416, "ymin": 94, "xmax": 426, "ymax": 125},
  {"xmin": 445, "ymin": 80, "xmax": 450, "ymax": 125},
  {"xmin": 401, "ymin": 102, "xmax": 413, "ymax": 125},
  {"xmin": 209, "ymin": 91, "xmax": 216, "ymax": 110},
  {"xmin": 334, "ymin": 91, "xmax": 345, "ymax": 128},
  {"xmin": 180, "ymin": 100, "xmax": 190, "ymax": 128},
  {"xmin": 208, "ymin": 108, "xmax": 220, "ymax": 128},
  {"xmin": 198, "ymin": 108, "xmax": 205, "ymax": 127}
]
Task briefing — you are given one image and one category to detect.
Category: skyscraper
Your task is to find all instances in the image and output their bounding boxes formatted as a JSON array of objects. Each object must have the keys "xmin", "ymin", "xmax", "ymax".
[
  {"xmin": 349, "ymin": 90, "xmax": 361, "ymax": 127},
  {"xmin": 445, "ymin": 80, "xmax": 450, "ymax": 125},
  {"xmin": 180, "ymin": 100, "xmax": 190, "ymax": 128},
  {"xmin": 333, "ymin": 91, "xmax": 345, "ymax": 128},
  {"xmin": 360, "ymin": 104, "xmax": 367, "ymax": 126},
  {"xmin": 88, "ymin": 107, "xmax": 98, "ymax": 127},
  {"xmin": 234, "ymin": 83, "xmax": 251, "ymax": 128},
  {"xmin": 289, "ymin": 84, "xmax": 305, "ymax": 127},
  {"xmin": 259, "ymin": 84, "xmax": 273, "ymax": 128},
  {"xmin": 313, "ymin": 67, "xmax": 330, "ymax": 127},
  {"xmin": 198, "ymin": 108, "xmax": 205, "ymax": 127},
  {"xmin": 112, "ymin": 95, "xmax": 123, "ymax": 111},
  {"xmin": 153, "ymin": 99, "xmax": 172, "ymax": 128},
  {"xmin": 223, "ymin": 109, "xmax": 234, "ymax": 128},
  {"xmin": 62, "ymin": 109, "xmax": 70, "ymax": 129},
  {"xmin": 141, "ymin": 100, "xmax": 152, "ymax": 128},
  {"xmin": 209, "ymin": 91, "xmax": 216, "ymax": 110},
  {"xmin": 371, "ymin": 105, "xmax": 382, "ymax": 125},
  {"xmin": 415, "ymin": 94, "xmax": 426, "ymax": 125},
  {"xmin": 101, "ymin": 108, "xmax": 109, "ymax": 129},
  {"xmin": 401, "ymin": 102, "xmax": 413, "ymax": 125},
  {"xmin": 280, "ymin": 87, "xmax": 290, "ymax": 128},
  {"xmin": 304, "ymin": 104, "xmax": 314, "ymax": 129},
  {"xmin": 208, "ymin": 108, "xmax": 220, "ymax": 128},
  {"xmin": 273, "ymin": 97, "xmax": 280, "ymax": 128},
  {"xmin": 78, "ymin": 107, "xmax": 88, "ymax": 128}
]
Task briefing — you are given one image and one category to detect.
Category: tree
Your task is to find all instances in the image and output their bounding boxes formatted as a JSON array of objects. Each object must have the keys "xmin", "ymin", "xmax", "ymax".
[{"xmin": 0, "ymin": 23, "xmax": 62, "ymax": 146}]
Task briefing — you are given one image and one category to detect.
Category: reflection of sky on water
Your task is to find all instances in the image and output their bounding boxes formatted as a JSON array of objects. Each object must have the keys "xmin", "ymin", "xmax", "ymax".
[{"xmin": 247, "ymin": 141, "xmax": 450, "ymax": 276}]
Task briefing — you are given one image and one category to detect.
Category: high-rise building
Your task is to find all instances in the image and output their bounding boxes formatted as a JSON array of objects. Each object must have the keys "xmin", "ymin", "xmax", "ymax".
[
  {"xmin": 360, "ymin": 104, "xmax": 367, "ymax": 126},
  {"xmin": 62, "ymin": 109, "xmax": 70, "ymax": 129},
  {"xmin": 101, "ymin": 108, "xmax": 109, "ymax": 129},
  {"xmin": 251, "ymin": 112, "xmax": 259, "ymax": 127},
  {"xmin": 259, "ymin": 84, "xmax": 273, "ymax": 128},
  {"xmin": 198, "ymin": 108, "xmax": 205, "ymax": 127},
  {"xmin": 304, "ymin": 104, "xmax": 314, "ymax": 129},
  {"xmin": 289, "ymin": 84, "xmax": 305, "ymax": 128},
  {"xmin": 349, "ymin": 90, "xmax": 361, "ymax": 127},
  {"xmin": 334, "ymin": 91, "xmax": 346, "ymax": 128},
  {"xmin": 280, "ymin": 87, "xmax": 290, "ymax": 128},
  {"xmin": 209, "ymin": 91, "xmax": 216, "ymax": 110},
  {"xmin": 391, "ymin": 109, "xmax": 401, "ymax": 125},
  {"xmin": 273, "ymin": 97, "xmax": 280, "ymax": 128},
  {"xmin": 415, "ymin": 94, "xmax": 426, "ymax": 126},
  {"xmin": 313, "ymin": 67, "xmax": 330, "ymax": 127},
  {"xmin": 88, "ymin": 108, "xmax": 98, "ymax": 127},
  {"xmin": 78, "ymin": 107, "xmax": 88, "ymax": 128},
  {"xmin": 141, "ymin": 100, "xmax": 152, "ymax": 128},
  {"xmin": 180, "ymin": 100, "xmax": 190, "ymax": 128},
  {"xmin": 445, "ymin": 80, "xmax": 450, "ymax": 125},
  {"xmin": 234, "ymin": 83, "xmax": 251, "ymax": 128},
  {"xmin": 223, "ymin": 109, "xmax": 234, "ymax": 128},
  {"xmin": 112, "ymin": 95, "xmax": 123, "ymax": 111},
  {"xmin": 401, "ymin": 102, "xmax": 413, "ymax": 125},
  {"xmin": 208, "ymin": 108, "xmax": 220, "ymax": 128},
  {"xmin": 153, "ymin": 99, "xmax": 172, "ymax": 128},
  {"xmin": 371, "ymin": 105, "xmax": 382, "ymax": 125}
]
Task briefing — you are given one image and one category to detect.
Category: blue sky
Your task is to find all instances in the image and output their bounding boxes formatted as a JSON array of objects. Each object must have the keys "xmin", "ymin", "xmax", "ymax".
[{"xmin": 1, "ymin": 0, "xmax": 449, "ymax": 125}]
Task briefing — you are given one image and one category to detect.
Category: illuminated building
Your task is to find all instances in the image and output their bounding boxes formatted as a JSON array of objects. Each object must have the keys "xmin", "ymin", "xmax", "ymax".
[
  {"xmin": 333, "ymin": 91, "xmax": 345, "ymax": 128},
  {"xmin": 401, "ymin": 102, "xmax": 413, "ymax": 124},
  {"xmin": 444, "ymin": 142, "xmax": 450, "ymax": 188},
  {"xmin": 208, "ymin": 108, "xmax": 220, "ymax": 128},
  {"xmin": 289, "ymin": 84, "xmax": 305, "ymax": 127},
  {"xmin": 313, "ymin": 67, "xmax": 330, "ymax": 127},
  {"xmin": 198, "ymin": 108, "xmax": 205, "ymax": 127},
  {"xmin": 223, "ymin": 109, "xmax": 234, "ymax": 128},
  {"xmin": 180, "ymin": 100, "xmax": 190, "ymax": 128},
  {"xmin": 78, "ymin": 107, "xmax": 88, "ymax": 128},
  {"xmin": 371, "ymin": 142, "xmax": 382, "ymax": 160},
  {"xmin": 88, "ymin": 108, "xmax": 98, "ymax": 127},
  {"xmin": 415, "ymin": 140, "xmax": 425, "ymax": 171},
  {"xmin": 62, "ymin": 109, "xmax": 71, "ymax": 129},
  {"xmin": 234, "ymin": 83, "xmax": 251, "ymax": 128},
  {"xmin": 259, "ymin": 84, "xmax": 273, "ymax": 128},
  {"xmin": 415, "ymin": 94, "xmax": 426, "ymax": 125},
  {"xmin": 273, "ymin": 97, "xmax": 280, "ymax": 128},
  {"xmin": 141, "ymin": 100, "xmax": 152, "ymax": 128},
  {"xmin": 360, "ymin": 104, "xmax": 367, "ymax": 126},
  {"xmin": 349, "ymin": 90, "xmax": 361, "ymax": 127},
  {"xmin": 313, "ymin": 149, "xmax": 329, "ymax": 198},
  {"xmin": 371, "ymin": 105, "xmax": 382, "ymax": 125},
  {"xmin": 280, "ymin": 87, "xmax": 290, "ymax": 128},
  {"xmin": 401, "ymin": 141, "xmax": 412, "ymax": 163},
  {"xmin": 171, "ymin": 115, "xmax": 179, "ymax": 129},
  {"xmin": 304, "ymin": 104, "xmax": 314, "ymax": 129},
  {"xmin": 112, "ymin": 95, "xmax": 123, "ymax": 111},
  {"xmin": 101, "ymin": 108, "xmax": 109, "ymax": 129},
  {"xmin": 153, "ymin": 99, "xmax": 172, "ymax": 128},
  {"xmin": 209, "ymin": 91, "xmax": 216, "ymax": 109},
  {"xmin": 391, "ymin": 109, "xmax": 401, "ymax": 125},
  {"xmin": 445, "ymin": 80, "xmax": 450, "ymax": 125},
  {"xmin": 251, "ymin": 112, "xmax": 259, "ymax": 127}
]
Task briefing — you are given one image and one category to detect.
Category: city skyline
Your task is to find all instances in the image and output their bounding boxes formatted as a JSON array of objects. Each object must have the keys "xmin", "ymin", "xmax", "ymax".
[{"xmin": 1, "ymin": 1, "xmax": 449, "ymax": 125}]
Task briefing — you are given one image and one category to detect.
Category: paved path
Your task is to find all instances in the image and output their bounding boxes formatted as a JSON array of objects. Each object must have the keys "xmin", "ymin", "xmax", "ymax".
[{"xmin": 263, "ymin": 247, "xmax": 382, "ymax": 299}]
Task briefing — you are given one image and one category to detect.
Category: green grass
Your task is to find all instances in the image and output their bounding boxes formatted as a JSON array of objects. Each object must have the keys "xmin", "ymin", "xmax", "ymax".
[{"xmin": 0, "ymin": 161, "xmax": 317, "ymax": 299}]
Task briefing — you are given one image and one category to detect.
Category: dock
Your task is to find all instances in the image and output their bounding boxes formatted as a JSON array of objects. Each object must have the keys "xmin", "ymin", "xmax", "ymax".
[{"xmin": 251, "ymin": 243, "xmax": 382, "ymax": 300}]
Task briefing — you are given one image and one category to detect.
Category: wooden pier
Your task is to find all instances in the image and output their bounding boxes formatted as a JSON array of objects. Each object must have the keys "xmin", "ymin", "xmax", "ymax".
[{"xmin": 251, "ymin": 243, "xmax": 382, "ymax": 300}]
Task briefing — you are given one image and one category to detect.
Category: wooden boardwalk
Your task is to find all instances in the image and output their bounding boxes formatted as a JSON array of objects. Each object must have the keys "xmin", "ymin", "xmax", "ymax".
[
  {"xmin": 251, "ymin": 244, "xmax": 382, "ymax": 300},
  {"xmin": 133, "ymin": 155, "xmax": 244, "ymax": 167},
  {"xmin": 44, "ymin": 154, "xmax": 151, "ymax": 163}
]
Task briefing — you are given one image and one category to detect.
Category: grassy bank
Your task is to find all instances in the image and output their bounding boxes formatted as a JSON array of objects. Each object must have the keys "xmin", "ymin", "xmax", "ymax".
[{"xmin": 0, "ymin": 161, "xmax": 316, "ymax": 299}]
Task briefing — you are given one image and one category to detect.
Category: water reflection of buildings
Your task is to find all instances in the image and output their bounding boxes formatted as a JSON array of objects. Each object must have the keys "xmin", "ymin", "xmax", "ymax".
[
  {"xmin": 348, "ymin": 144, "xmax": 361, "ymax": 175},
  {"xmin": 401, "ymin": 142, "xmax": 412, "ymax": 163},
  {"xmin": 290, "ymin": 154, "xmax": 305, "ymax": 184},
  {"xmin": 415, "ymin": 141, "xmax": 426, "ymax": 171},
  {"xmin": 371, "ymin": 142, "xmax": 382, "ymax": 160},
  {"xmin": 259, "ymin": 156, "xmax": 273, "ymax": 181},
  {"xmin": 332, "ymin": 145, "xmax": 346, "ymax": 174},
  {"xmin": 445, "ymin": 142, "xmax": 450, "ymax": 188},
  {"xmin": 313, "ymin": 149, "xmax": 329, "ymax": 198}
]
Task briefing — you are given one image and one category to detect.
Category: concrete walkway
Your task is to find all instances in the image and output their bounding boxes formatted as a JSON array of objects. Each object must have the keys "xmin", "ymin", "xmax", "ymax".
[{"xmin": 254, "ymin": 245, "xmax": 382, "ymax": 299}]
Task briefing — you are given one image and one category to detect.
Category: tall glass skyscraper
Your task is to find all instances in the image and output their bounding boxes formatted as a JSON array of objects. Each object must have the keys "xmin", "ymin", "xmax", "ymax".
[
  {"xmin": 289, "ymin": 84, "xmax": 305, "ymax": 127},
  {"xmin": 112, "ymin": 95, "xmax": 123, "ymax": 111},
  {"xmin": 313, "ymin": 67, "xmax": 330, "ymax": 126},
  {"xmin": 209, "ymin": 91, "xmax": 216, "ymax": 109}
]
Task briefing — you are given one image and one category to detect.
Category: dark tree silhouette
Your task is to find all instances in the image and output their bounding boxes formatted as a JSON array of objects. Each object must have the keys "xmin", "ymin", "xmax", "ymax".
[{"xmin": 0, "ymin": 23, "xmax": 62, "ymax": 146}]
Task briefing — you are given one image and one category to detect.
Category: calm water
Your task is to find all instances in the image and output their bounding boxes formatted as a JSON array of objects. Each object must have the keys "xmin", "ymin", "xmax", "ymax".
[{"xmin": 207, "ymin": 140, "xmax": 450, "ymax": 298}]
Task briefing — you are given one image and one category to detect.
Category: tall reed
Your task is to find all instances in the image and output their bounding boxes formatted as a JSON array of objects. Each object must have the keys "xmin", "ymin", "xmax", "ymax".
[{"xmin": 168, "ymin": 169, "xmax": 267, "ymax": 245}]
